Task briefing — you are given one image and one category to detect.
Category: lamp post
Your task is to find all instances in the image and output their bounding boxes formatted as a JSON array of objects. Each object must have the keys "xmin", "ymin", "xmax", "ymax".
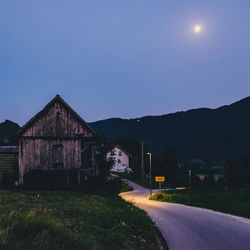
[
  {"xmin": 147, "ymin": 152, "xmax": 152, "ymax": 196},
  {"xmin": 188, "ymin": 169, "xmax": 192, "ymax": 188}
]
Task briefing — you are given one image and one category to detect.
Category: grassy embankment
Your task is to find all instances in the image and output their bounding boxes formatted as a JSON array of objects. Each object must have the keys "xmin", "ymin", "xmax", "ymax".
[
  {"xmin": 150, "ymin": 188, "xmax": 250, "ymax": 219},
  {"xmin": 0, "ymin": 184, "xmax": 160, "ymax": 249}
]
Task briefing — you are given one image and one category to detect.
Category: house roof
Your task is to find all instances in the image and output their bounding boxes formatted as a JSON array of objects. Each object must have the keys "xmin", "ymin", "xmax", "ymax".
[
  {"xmin": 108, "ymin": 145, "xmax": 133, "ymax": 158},
  {"xmin": 11, "ymin": 95, "xmax": 96, "ymax": 141},
  {"xmin": 0, "ymin": 146, "xmax": 18, "ymax": 153}
]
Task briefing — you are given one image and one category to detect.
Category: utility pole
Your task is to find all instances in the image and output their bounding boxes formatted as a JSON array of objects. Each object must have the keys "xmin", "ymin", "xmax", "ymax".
[
  {"xmin": 141, "ymin": 141, "xmax": 145, "ymax": 177},
  {"xmin": 188, "ymin": 169, "xmax": 192, "ymax": 188},
  {"xmin": 91, "ymin": 146, "xmax": 96, "ymax": 176},
  {"xmin": 147, "ymin": 152, "xmax": 152, "ymax": 196}
]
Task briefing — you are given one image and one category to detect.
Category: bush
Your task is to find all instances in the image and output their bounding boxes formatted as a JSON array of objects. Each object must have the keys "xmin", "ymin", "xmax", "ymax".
[{"xmin": 22, "ymin": 170, "xmax": 130, "ymax": 195}]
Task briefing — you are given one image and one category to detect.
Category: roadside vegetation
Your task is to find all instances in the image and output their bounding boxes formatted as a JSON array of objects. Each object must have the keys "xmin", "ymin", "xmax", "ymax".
[
  {"xmin": 108, "ymin": 134, "xmax": 250, "ymax": 222},
  {"xmin": 0, "ymin": 184, "xmax": 160, "ymax": 250},
  {"xmin": 150, "ymin": 188, "xmax": 250, "ymax": 219}
]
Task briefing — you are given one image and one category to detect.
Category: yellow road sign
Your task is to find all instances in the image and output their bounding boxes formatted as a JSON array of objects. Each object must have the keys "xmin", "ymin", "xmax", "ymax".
[{"xmin": 155, "ymin": 176, "xmax": 165, "ymax": 182}]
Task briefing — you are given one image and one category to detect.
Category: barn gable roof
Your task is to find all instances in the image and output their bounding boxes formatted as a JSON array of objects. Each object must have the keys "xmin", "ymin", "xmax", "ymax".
[
  {"xmin": 0, "ymin": 146, "xmax": 19, "ymax": 153},
  {"xmin": 12, "ymin": 95, "xmax": 96, "ymax": 141}
]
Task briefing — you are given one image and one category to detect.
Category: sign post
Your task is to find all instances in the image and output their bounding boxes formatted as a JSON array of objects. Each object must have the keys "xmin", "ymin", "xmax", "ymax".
[{"xmin": 155, "ymin": 176, "xmax": 165, "ymax": 191}]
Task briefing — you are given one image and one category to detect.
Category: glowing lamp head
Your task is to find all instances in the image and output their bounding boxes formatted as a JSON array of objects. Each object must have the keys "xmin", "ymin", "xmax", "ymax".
[{"xmin": 194, "ymin": 25, "xmax": 201, "ymax": 33}]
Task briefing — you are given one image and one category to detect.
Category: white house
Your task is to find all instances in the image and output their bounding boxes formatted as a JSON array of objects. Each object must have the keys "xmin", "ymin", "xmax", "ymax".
[{"xmin": 107, "ymin": 145, "xmax": 133, "ymax": 173}]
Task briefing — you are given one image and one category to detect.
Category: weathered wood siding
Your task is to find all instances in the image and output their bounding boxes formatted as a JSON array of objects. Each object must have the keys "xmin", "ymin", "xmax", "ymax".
[
  {"xmin": 19, "ymin": 138, "xmax": 81, "ymax": 175},
  {"xmin": 17, "ymin": 95, "xmax": 96, "ymax": 184},
  {"xmin": 18, "ymin": 100, "xmax": 94, "ymax": 184},
  {"xmin": 23, "ymin": 102, "xmax": 93, "ymax": 137}
]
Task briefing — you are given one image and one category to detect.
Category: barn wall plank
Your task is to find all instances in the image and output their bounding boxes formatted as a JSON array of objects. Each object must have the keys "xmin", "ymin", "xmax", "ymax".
[
  {"xmin": 18, "ymin": 98, "xmax": 95, "ymax": 184},
  {"xmin": 20, "ymin": 138, "xmax": 81, "ymax": 175}
]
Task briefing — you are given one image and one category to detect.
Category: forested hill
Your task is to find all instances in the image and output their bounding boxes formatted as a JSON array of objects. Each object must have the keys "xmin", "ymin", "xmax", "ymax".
[
  {"xmin": 0, "ymin": 120, "xmax": 20, "ymax": 144},
  {"xmin": 89, "ymin": 96, "xmax": 250, "ymax": 164},
  {"xmin": 2, "ymin": 96, "xmax": 250, "ymax": 164}
]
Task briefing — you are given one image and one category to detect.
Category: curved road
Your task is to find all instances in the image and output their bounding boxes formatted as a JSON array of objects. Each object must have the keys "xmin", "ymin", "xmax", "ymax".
[{"xmin": 120, "ymin": 180, "xmax": 250, "ymax": 250}]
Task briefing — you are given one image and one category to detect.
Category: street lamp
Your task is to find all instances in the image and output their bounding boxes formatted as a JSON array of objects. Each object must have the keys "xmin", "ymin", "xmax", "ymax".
[
  {"xmin": 188, "ymin": 169, "xmax": 192, "ymax": 188},
  {"xmin": 147, "ymin": 152, "xmax": 152, "ymax": 196}
]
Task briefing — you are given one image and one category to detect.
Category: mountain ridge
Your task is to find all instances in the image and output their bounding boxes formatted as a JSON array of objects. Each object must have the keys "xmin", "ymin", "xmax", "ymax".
[
  {"xmin": 0, "ymin": 120, "xmax": 20, "ymax": 144},
  {"xmin": 1, "ymin": 96, "xmax": 250, "ymax": 164},
  {"xmin": 92, "ymin": 96, "xmax": 250, "ymax": 123},
  {"xmin": 89, "ymin": 96, "xmax": 250, "ymax": 164}
]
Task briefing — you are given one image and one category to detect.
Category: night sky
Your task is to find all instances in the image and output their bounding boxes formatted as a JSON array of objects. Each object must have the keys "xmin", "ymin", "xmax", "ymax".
[{"xmin": 0, "ymin": 0, "xmax": 249, "ymax": 126}]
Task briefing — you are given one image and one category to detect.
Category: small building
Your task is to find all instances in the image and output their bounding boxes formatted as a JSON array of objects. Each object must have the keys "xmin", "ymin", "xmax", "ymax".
[
  {"xmin": 11, "ymin": 95, "xmax": 98, "ymax": 185},
  {"xmin": 0, "ymin": 146, "xmax": 18, "ymax": 185},
  {"xmin": 196, "ymin": 166, "xmax": 225, "ymax": 183},
  {"xmin": 107, "ymin": 145, "xmax": 133, "ymax": 173},
  {"xmin": 197, "ymin": 174, "xmax": 224, "ymax": 183}
]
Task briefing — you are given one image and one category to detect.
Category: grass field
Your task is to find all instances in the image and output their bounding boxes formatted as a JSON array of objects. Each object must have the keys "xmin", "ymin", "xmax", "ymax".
[
  {"xmin": 150, "ymin": 188, "xmax": 250, "ymax": 219},
  {"xmin": 0, "ymin": 187, "xmax": 160, "ymax": 250}
]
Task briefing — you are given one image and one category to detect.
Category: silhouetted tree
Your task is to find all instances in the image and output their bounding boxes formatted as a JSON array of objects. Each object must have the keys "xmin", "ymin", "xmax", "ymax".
[
  {"xmin": 192, "ymin": 175, "xmax": 202, "ymax": 187},
  {"xmin": 96, "ymin": 133, "xmax": 114, "ymax": 182},
  {"xmin": 207, "ymin": 172, "xmax": 216, "ymax": 187},
  {"xmin": 161, "ymin": 148, "xmax": 178, "ymax": 187},
  {"xmin": 225, "ymin": 156, "xmax": 250, "ymax": 186}
]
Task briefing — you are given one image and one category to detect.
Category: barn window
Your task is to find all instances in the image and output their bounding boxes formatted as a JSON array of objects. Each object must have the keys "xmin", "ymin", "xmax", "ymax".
[
  {"xmin": 118, "ymin": 151, "xmax": 122, "ymax": 156},
  {"xmin": 110, "ymin": 150, "xmax": 116, "ymax": 156}
]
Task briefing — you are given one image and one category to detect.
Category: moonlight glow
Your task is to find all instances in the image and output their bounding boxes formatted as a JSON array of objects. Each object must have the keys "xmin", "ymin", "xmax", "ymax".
[{"xmin": 194, "ymin": 25, "xmax": 201, "ymax": 33}]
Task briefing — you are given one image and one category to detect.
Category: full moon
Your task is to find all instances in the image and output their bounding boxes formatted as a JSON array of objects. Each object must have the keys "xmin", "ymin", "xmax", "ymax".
[{"xmin": 194, "ymin": 25, "xmax": 201, "ymax": 33}]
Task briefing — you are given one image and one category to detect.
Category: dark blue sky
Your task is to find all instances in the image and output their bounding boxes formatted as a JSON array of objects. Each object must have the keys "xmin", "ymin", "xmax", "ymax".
[{"xmin": 0, "ymin": 0, "xmax": 249, "ymax": 125}]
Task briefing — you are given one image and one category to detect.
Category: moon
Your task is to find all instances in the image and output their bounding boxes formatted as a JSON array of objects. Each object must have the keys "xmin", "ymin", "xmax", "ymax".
[{"xmin": 194, "ymin": 25, "xmax": 201, "ymax": 33}]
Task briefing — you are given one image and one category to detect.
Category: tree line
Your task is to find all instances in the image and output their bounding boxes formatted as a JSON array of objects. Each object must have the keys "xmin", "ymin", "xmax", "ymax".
[{"xmin": 107, "ymin": 134, "xmax": 250, "ymax": 188}]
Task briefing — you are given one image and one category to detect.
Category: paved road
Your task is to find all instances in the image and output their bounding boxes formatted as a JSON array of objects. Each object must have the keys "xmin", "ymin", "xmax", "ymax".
[{"xmin": 120, "ymin": 180, "xmax": 250, "ymax": 250}]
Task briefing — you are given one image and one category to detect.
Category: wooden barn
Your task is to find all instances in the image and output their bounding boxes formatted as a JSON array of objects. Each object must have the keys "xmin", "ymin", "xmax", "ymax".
[{"xmin": 12, "ymin": 95, "xmax": 98, "ymax": 185}]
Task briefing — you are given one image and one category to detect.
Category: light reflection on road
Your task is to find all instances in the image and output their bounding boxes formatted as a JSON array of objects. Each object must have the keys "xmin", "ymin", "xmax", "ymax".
[{"xmin": 120, "ymin": 180, "xmax": 250, "ymax": 250}]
